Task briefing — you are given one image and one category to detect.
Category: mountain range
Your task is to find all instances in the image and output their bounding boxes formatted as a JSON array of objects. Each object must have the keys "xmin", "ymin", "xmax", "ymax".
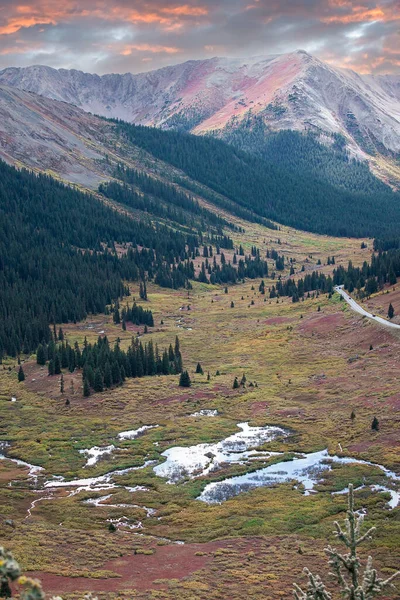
[{"xmin": 1, "ymin": 50, "xmax": 399, "ymax": 180}]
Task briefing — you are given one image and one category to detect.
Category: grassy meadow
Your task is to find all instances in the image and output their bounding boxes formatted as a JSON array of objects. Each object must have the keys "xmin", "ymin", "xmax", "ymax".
[{"xmin": 1, "ymin": 218, "xmax": 399, "ymax": 599}]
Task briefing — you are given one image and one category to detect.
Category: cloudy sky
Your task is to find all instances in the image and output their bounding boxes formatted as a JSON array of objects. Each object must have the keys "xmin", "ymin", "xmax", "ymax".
[{"xmin": 0, "ymin": 0, "xmax": 399, "ymax": 75}]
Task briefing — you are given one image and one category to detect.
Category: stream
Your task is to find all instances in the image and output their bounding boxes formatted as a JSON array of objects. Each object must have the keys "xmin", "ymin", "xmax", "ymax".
[{"xmin": 1, "ymin": 423, "xmax": 399, "ymax": 524}]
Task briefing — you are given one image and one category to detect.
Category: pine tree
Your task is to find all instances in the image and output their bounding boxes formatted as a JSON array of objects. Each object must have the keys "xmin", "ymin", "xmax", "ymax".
[
  {"xmin": 140, "ymin": 280, "xmax": 148, "ymax": 301},
  {"xmin": 36, "ymin": 344, "xmax": 46, "ymax": 365},
  {"xmin": 94, "ymin": 369, "xmax": 104, "ymax": 392},
  {"xmin": 18, "ymin": 366, "xmax": 25, "ymax": 382},
  {"xmin": 388, "ymin": 303, "xmax": 394, "ymax": 319},
  {"xmin": 54, "ymin": 353, "xmax": 61, "ymax": 375},
  {"xmin": 371, "ymin": 416, "xmax": 379, "ymax": 431},
  {"xmin": 48, "ymin": 359, "xmax": 55, "ymax": 376},
  {"xmin": 196, "ymin": 362, "xmax": 203, "ymax": 374},
  {"xmin": 111, "ymin": 362, "xmax": 121, "ymax": 385},
  {"xmin": 293, "ymin": 484, "xmax": 399, "ymax": 599},
  {"xmin": 162, "ymin": 349, "xmax": 170, "ymax": 375},
  {"xmin": 60, "ymin": 373, "xmax": 64, "ymax": 394},
  {"xmin": 83, "ymin": 378, "xmax": 91, "ymax": 397},
  {"xmin": 233, "ymin": 377, "xmax": 239, "ymax": 389},
  {"xmin": 179, "ymin": 370, "xmax": 191, "ymax": 387},
  {"xmin": 104, "ymin": 361, "xmax": 112, "ymax": 388}
]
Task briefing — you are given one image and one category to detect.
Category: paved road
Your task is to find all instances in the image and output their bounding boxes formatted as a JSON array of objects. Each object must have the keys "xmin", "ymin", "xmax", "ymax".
[{"xmin": 334, "ymin": 285, "xmax": 400, "ymax": 330}]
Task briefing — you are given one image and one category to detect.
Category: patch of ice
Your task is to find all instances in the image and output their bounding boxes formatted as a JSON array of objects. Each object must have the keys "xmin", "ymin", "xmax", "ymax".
[
  {"xmin": 44, "ymin": 460, "xmax": 156, "ymax": 492},
  {"xmin": 153, "ymin": 422, "xmax": 287, "ymax": 483},
  {"xmin": 191, "ymin": 409, "xmax": 218, "ymax": 417},
  {"xmin": 370, "ymin": 485, "xmax": 400, "ymax": 509},
  {"xmin": 107, "ymin": 516, "xmax": 142, "ymax": 530},
  {"xmin": 79, "ymin": 445, "xmax": 116, "ymax": 467},
  {"xmin": 118, "ymin": 425, "xmax": 159, "ymax": 440},
  {"xmin": 84, "ymin": 494, "xmax": 113, "ymax": 506}
]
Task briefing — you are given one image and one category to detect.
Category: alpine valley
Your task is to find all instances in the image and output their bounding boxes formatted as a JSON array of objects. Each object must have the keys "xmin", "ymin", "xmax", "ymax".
[{"xmin": 0, "ymin": 49, "xmax": 399, "ymax": 600}]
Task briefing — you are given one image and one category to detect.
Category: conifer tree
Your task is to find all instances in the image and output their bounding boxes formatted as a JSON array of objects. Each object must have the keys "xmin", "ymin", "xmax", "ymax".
[
  {"xmin": 196, "ymin": 362, "xmax": 203, "ymax": 374},
  {"xmin": 60, "ymin": 373, "xmax": 64, "ymax": 394},
  {"xmin": 48, "ymin": 360, "xmax": 55, "ymax": 376},
  {"xmin": 113, "ymin": 308, "xmax": 121, "ymax": 324},
  {"xmin": 54, "ymin": 353, "xmax": 61, "ymax": 375},
  {"xmin": 36, "ymin": 344, "xmax": 46, "ymax": 366},
  {"xmin": 293, "ymin": 484, "xmax": 399, "ymax": 599},
  {"xmin": 94, "ymin": 369, "xmax": 104, "ymax": 392},
  {"xmin": 179, "ymin": 370, "xmax": 191, "ymax": 387},
  {"xmin": 104, "ymin": 361, "xmax": 112, "ymax": 388},
  {"xmin": 233, "ymin": 377, "xmax": 239, "ymax": 389},
  {"xmin": 83, "ymin": 378, "xmax": 91, "ymax": 397},
  {"xmin": 388, "ymin": 303, "xmax": 394, "ymax": 319},
  {"xmin": 371, "ymin": 416, "xmax": 379, "ymax": 431},
  {"xmin": 18, "ymin": 366, "xmax": 25, "ymax": 382}
]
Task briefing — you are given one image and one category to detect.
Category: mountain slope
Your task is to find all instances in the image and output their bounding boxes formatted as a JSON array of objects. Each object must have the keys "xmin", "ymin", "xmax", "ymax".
[
  {"xmin": 2, "ymin": 83, "xmax": 400, "ymax": 239},
  {"xmin": 1, "ymin": 51, "xmax": 399, "ymax": 164}
]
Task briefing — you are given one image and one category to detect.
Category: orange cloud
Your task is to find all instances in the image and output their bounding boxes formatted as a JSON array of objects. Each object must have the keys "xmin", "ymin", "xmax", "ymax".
[
  {"xmin": 322, "ymin": 3, "xmax": 400, "ymax": 23},
  {"xmin": 0, "ymin": 2, "xmax": 209, "ymax": 35},
  {"xmin": 160, "ymin": 5, "xmax": 208, "ymax": 16},
  {"xmin": 0, "ymin": 15, "xmax": 56, "ymax": 35},
  {"xmin": 120, "ymin": 43, "xmax": 181, "ymax": 56}
]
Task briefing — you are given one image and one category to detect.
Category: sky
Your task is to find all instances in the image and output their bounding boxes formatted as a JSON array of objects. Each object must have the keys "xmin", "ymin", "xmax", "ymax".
[{"xmin": 0, "ymin": 0, "xmax": 399, "ymax": 75}]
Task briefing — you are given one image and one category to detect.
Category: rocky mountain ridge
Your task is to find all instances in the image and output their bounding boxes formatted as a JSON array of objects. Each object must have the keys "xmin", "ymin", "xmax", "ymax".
[{"xmin": 1, "ymin": 51, "xmax": 399, "ymax": 165}]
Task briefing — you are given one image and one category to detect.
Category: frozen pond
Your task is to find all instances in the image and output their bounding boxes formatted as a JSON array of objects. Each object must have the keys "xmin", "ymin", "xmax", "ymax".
[
  {"xmin": 196, "ymin": 449, "xmax": 400, "ymax": 506},
  {"xmin": 153, "ymin": 422, "xmax": 287, "ymax": 483}
]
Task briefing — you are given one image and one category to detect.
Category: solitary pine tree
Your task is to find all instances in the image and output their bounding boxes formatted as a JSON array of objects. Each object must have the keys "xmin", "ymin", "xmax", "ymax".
[
  {"xmin": 233, "ymin": 377, "xmax": 239, "ymax": 389},
  {"xmin": 18, "ymin": 366, "xmax": 25, "ymax": 382},
  {"xmin": 371, "ymin": 416, "xmax": 379, "ymax": 431},
  {"xmin": 388, "ymin": 303, "xmax": 394, "ymax": 319},
  {"xmin": 293, "ymin": 484, "xmax": 399, "ymax": 600},
  {"xmin": 179, "ymin": 370, "xmax": 191, "ymax": 388},
  {"xmin": 196, "ymin": 362, "xmax": 203, "ymax": 374}
]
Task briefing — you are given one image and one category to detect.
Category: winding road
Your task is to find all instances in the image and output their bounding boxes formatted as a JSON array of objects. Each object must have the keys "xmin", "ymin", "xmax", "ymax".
[{"xmin": 334, "ymin": 285, "xmax": 400, "ymax": 330}]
